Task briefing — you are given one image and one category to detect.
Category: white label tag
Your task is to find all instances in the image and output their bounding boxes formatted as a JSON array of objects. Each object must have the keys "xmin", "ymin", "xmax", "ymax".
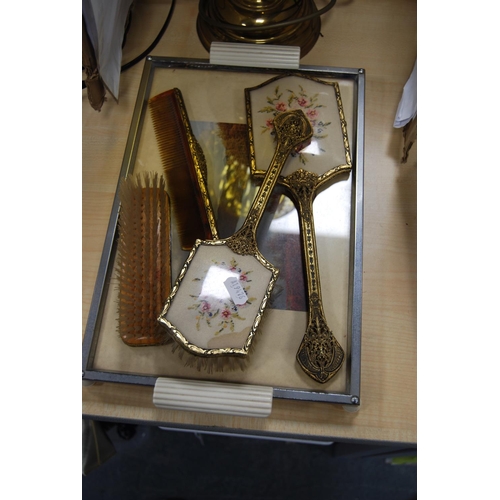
[{"xmin": 224, "ymin": 277, "xmax": 248, "ymax": 306}]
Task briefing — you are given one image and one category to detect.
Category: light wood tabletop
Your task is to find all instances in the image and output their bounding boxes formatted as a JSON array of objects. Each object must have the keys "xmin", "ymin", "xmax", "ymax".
[{"xmin": 82, "ymin": 0, "xmax": 417, "ymax": 445}]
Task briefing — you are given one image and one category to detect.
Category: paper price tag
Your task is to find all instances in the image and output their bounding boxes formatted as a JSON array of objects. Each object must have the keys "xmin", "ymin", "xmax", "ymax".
[{"xmin": 224, "ymin": 277, "xmax": 248, "ymax": 306}]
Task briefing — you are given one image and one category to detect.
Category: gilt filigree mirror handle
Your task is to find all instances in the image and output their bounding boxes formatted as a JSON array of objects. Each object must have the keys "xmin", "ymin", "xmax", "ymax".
[{"xmin": 284, "ymin": 169, "xmax": 345, "ymax": 383}]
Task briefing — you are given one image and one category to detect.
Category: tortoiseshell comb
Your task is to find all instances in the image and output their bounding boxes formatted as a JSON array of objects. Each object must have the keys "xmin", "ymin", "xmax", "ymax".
[{"xmin": 149, "ymin": 88, "xmax": 218, "ymax": 250}]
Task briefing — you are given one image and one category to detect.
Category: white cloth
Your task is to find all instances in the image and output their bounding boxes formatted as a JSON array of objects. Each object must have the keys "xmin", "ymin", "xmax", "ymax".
[
  {"xmin": 82, "ymin": 0, "xmax": 134, "ymax": 101},
  {"xmin": 394, "ymin": 59, "xmax": 417, "ymax": 128}
]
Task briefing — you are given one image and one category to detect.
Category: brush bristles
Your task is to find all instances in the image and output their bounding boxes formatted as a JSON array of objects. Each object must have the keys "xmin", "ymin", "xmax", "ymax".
[
  {"xmin": 170, "ymin": 342, "xmax": 249, "ymax": 373},
  {"xmin": 117, "ymin": 172, "xmax": 172, "ymax": 346},
  {"xmin": 168, "ymin": 324, "xmax": 266, "ymax": 373},
  {"xmin": 149, "ymin": 89, "xmax": 212, "ymax": 250}
]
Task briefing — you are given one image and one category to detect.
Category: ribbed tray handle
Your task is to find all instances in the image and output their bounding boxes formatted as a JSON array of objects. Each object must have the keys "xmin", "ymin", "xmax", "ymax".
[
  {"xmin": 209, "ymin": 41, "xmax": 300, "ymax": 69},
  {"xmin": 153, "ymin": 377, "xmax": 273, "ymax": 417}
]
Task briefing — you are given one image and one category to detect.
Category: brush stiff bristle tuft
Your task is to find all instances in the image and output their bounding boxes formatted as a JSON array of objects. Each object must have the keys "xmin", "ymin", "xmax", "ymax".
[
  {"xmin": 116, "ymin": 172, "xmax": 173, "ymax": 346},
  {"xmin": 169, "ymin": 342, "xmax": 249, "ymax": 373},
  {"xmin": 168, "ymin": 324, "xmax": 266, "ymax": 373},
  {"xmin": 149, "ymin": 88, "xmax": 217, "ymax": 250}
]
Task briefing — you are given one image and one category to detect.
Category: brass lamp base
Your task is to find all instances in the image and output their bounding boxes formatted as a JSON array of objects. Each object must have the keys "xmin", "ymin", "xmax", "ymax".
[{"xmin": 197, "ymin": 0, "xmax": 322, "ymax": 58}]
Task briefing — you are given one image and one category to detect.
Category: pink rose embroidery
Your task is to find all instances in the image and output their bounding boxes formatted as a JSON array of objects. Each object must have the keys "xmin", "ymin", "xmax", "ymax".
[
  {"xmin": 306, "ymin": 109, "xmax": 318, "ymax": 120},
  {"xmin": 258, "ymin": 84, "xmax": 330, "ymax": 165},
  {"xmin": 275, "ymin": 101, "xmax": 287, "ymax": 112},
  {"xmin": 189, "ymin": 258, "xmax": 254, "ymax": 333}
]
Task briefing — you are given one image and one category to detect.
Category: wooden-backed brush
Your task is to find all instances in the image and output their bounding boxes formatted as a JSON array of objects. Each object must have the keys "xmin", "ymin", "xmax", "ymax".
[
  {"xmin": 149, "ymin": 88, "xmax": 218, "ymax": 250},
  {"xmin": 116, "ymin": 171, "xmax": 172, "ymax": 346}
]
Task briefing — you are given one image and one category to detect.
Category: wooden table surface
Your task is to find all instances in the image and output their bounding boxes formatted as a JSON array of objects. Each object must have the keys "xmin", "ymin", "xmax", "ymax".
[{"xmin": 82, "ymin": 0, "xmax": 417, "ymax": 444}]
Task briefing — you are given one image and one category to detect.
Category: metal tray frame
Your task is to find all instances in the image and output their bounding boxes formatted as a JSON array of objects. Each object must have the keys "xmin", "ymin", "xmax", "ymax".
[{"xmin": 82, "ymin": 56, "xmax": 365, "ymax": 406}]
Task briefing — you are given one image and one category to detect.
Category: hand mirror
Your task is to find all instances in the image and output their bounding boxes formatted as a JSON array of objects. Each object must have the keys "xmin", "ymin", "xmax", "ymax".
[{"xmin": 245, "ymin": 74, "xmax": 352, "ymax": 383}]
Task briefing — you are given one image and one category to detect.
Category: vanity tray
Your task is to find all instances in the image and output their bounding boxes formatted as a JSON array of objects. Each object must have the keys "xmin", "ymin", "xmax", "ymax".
[{"xmin": 82, "ymin": 56, "xmax": 365, "ymax": 407}]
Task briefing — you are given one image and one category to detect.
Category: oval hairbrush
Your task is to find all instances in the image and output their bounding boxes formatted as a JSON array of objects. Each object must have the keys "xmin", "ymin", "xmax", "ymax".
[{"xmin": 158, "ymin": 109, "xmax": 313, "ymax": 363}]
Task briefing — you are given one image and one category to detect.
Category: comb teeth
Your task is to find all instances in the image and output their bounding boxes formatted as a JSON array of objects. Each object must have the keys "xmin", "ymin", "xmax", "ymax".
[
  {"xmin": 116, "ymin": 172, "xmax": 171, "ymax": 346},
  {"xmin": 149, "ymin": 88, "xmax": 218, "ymax": 250}
]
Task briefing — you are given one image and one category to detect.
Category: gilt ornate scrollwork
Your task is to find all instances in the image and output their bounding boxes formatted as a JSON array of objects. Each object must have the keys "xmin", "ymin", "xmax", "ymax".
[
  {"xmin": 283, "ymin": 168, "xmax": 318, "ymax": 223},
  {"xmin": 288, "ymin": 168, "xmax": 346, "ymax": 383},
  {"xmin": 225, "ymin": 109, "xmax": 313, "ymax": 257},
  {"xmin": 226, "ymin": 221, "xmax": 258, "ymax": 256},
  {"xmin": 296, "ymin": 293, "xmax": 345, "ymax": 383}
]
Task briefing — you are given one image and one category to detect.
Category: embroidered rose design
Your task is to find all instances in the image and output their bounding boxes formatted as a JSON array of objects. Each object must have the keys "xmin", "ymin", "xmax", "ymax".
[
  {"xmin": 258, "ymin": 84, "xmax": 331, "ymax": 164},
  {"xmin": 188, "ymin": 258, "xmax": 256, "ymax": 335}
]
